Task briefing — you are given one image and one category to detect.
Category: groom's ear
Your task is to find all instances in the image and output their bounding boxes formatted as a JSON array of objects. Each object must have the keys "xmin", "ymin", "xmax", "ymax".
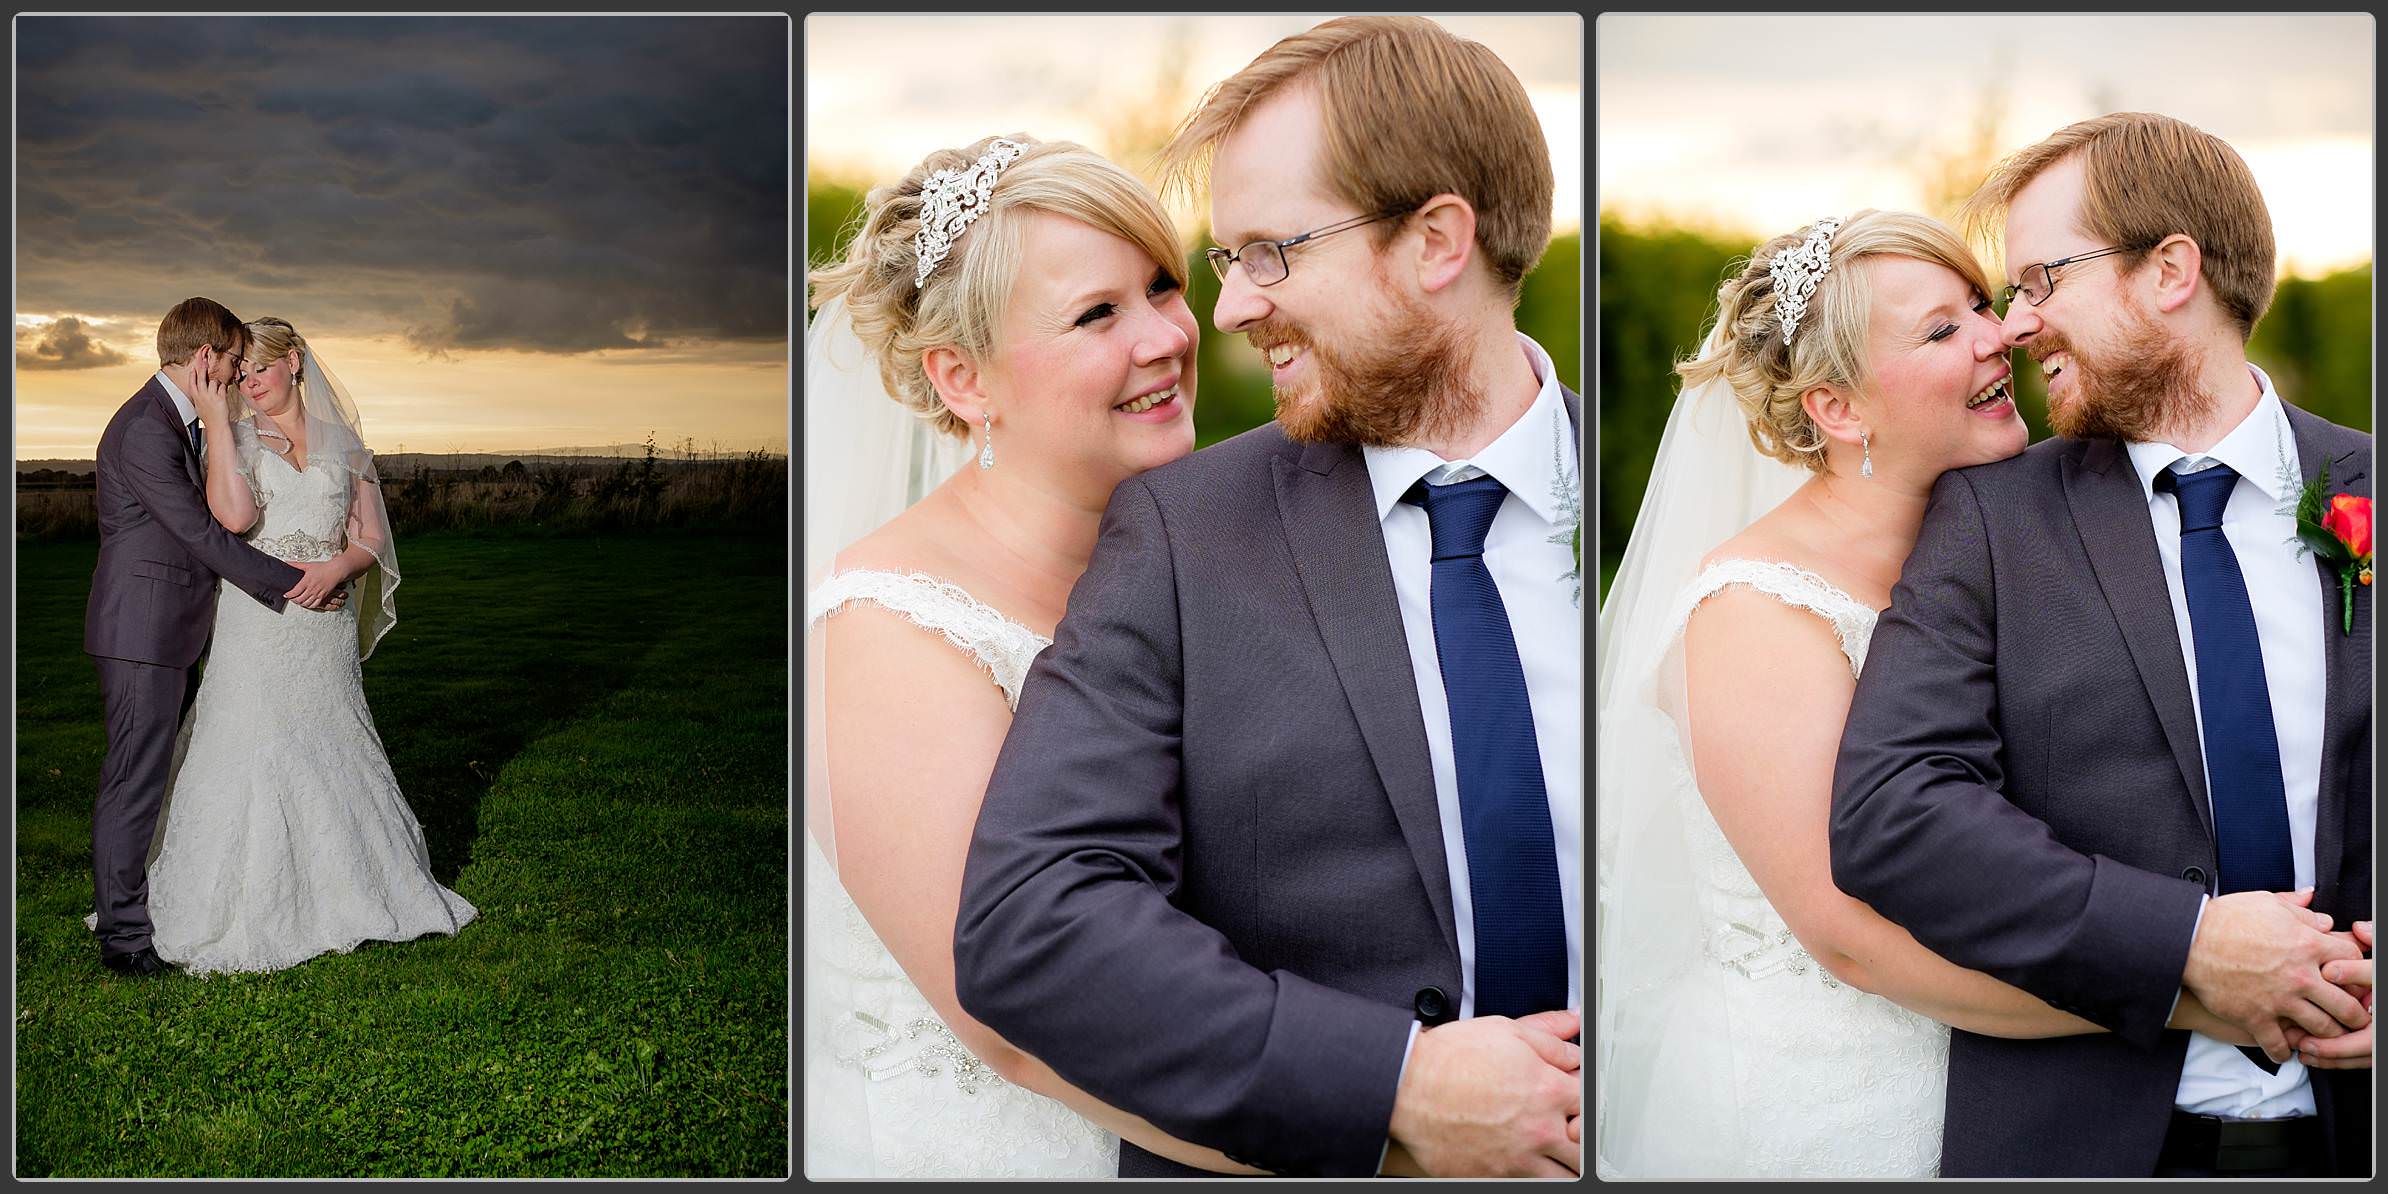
[
  {"xmin": 1801, "ymin": 384, "xmax": 1866, "ymax": 447},
  {"xmin": 2144, "ymin": 233, "xmax": 2203, "ymax": 316},
  {"xmin": 1408, "ymin": 193, "xmax": 1477, "ymax": 295},
  {"xmin": 920, "ymin": 345, "xmax": 989, "ymax": 427}
]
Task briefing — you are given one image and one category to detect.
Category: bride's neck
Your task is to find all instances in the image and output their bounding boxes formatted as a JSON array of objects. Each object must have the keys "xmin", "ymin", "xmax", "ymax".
[
  {"xmin": 1798, "ymin": 466, "xmax": 1933, "ymax": 588},
  {"xmin": 938, "ymin": 462, "xmax": 1105, "ymax": 615}
]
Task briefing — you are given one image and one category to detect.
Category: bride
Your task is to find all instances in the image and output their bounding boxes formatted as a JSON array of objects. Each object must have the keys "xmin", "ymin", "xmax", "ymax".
[
  {"xmin": 1593, "ymin": 210, "xmax": 2258, "ymax": 1177},
  {"xmin": 801, "ymin": 133, "xmax": 1262, "ymax": 1178},
  {"xmin": 87, "ymin": 317, "xmax": 476, "ymax": 974}
]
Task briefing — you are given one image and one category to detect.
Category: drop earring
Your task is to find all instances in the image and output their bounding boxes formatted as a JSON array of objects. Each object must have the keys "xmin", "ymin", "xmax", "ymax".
[
  {"xmin": 978, "ymin": 410, "xmax": 995, "ymax": 470},
  {"xmin": 1860, "ymin": 431, "xmax": 1873, "ymax": 479}
]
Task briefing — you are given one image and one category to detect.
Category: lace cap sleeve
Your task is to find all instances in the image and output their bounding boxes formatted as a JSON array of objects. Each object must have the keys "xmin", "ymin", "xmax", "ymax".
[
  {"xmin": 225, "ymin": 417, "xmax": 269, "ymax": 506},
  {"xmin": 228, "ymin": 418, "xmax": 261, "ymax": 473},
  {"xmin": 807, "ymin": 570, "xmax": 1051, "ymax": 711},
  {"xmin": 1664, "ymin": 559, "xmax": 1879, "ymax": 677}
]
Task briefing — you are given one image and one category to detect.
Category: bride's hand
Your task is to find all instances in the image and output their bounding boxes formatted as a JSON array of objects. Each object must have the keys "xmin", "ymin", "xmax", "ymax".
[
  {"xmin": 189, "ymin": 348, "xmax": 233, "ymax": 425},
  {"xmin": 285, "ymin": 560, "xmax": 349, "ymax": 609}
]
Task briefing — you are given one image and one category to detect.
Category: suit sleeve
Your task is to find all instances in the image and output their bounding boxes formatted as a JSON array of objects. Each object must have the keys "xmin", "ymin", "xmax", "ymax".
[
  {"xmin": 119, "ymin": 419, "xmax": 301, "ymax": 608},
  {"xmin": 1829, "ymin": 467, "xmax": 2203, "ymax": 1048},
  {"xmin": 953, "ymin": 477, "xmax": 1416, "ymax": 1178}
]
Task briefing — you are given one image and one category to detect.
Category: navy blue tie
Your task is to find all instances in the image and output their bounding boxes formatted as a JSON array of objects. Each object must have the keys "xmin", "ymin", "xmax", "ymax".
[
  {"xmin": 187, "ymin": 419, "xmax": 204, "ymax": 459},
  {"xmin": 1406, "ymin": 475, "xmax": 1567, "ymax": 1020},
  {"xmin": 2157, "ymin": 463, "xmax": 2295, "ymax": 897}
]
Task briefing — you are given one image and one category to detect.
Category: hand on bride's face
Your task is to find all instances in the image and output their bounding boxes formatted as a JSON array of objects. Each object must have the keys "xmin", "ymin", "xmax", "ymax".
[{"xmin": 970, "ymin": 210, "xmax": 1200, "ymax": 503}]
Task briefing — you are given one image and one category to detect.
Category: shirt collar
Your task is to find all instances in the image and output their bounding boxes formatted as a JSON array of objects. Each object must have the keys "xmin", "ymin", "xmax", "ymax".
[
  {"xmin": 2123, "ymin": 362, "xmax": 2298, "ymax": 503},
  {"xmin": 1361, "ymin": 331, "xmax": 1573, "ymax": 523},
  {"xmin": 154, "ymin": 369, "xmax": 199, "ymax": 426}
]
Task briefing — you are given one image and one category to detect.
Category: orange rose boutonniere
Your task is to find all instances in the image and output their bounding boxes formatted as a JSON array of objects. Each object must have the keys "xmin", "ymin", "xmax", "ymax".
[{"xmin": 2293, "ymin": 459, "xmax": 2371, "ymax": 633}]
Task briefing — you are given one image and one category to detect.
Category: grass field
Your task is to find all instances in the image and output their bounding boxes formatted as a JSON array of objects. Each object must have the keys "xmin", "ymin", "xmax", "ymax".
[{"xmin": 14, "ymin": 531, "xmax": 790, "ymax": 1177}]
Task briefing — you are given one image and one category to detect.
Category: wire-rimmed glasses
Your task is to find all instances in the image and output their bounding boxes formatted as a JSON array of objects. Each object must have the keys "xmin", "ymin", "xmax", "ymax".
[
  {"xmin": 1205, "ymin": 206, "xmax": 1413, "ymax": 287},
  {"xmin": 1998, "ymin": 244, "xmax": 2145, "ymax": 311}
]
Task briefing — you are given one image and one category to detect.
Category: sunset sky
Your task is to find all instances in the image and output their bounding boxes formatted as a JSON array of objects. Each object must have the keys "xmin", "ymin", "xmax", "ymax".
[
  {"xmin": 13, "ymin": 15, "xmax": 790, "ymax": 461},
  {"xmin": 803, "ymin": 13, "xmax": 1583, "ymax": 238},
  {"xmin": 1598, "ymin": 13, "xmax": 2372, "ymax": 278}
]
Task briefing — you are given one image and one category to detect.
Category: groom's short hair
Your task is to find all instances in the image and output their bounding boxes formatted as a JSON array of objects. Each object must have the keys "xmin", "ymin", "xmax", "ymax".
[
  {"xmin": 1958, "ymin": 111, "xmax": 2277, "ymax": 341},
  {"xmin": 1157, "ymin": 15, "xmax": 1554, "ymax": 296},
  {"xmin": 156, "ymin": 297, "xmax": 244, "ymax": 368}
]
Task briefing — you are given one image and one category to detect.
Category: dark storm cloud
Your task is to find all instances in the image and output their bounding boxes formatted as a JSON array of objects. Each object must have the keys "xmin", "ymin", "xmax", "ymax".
[
  {"xmin": 14, "ymin": 15, "xmax": 789, "ymax": 356},
  {"xmin": 17, "ymin": 317, "xmax": 134, "ymax": 370}
]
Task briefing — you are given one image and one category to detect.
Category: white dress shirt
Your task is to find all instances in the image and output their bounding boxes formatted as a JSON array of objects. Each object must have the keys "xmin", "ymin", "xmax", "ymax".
[
  {"xmin": 1362, "ymin": 331, "xmax": 1585, "ymax": 1020},
  {"xmin": 156, "ymin": 369, "xmax": 201, "ymax": 429},
  {"xmin": 2124, "ymin": 364, "xmax": 2325, "ymax": 1119}
]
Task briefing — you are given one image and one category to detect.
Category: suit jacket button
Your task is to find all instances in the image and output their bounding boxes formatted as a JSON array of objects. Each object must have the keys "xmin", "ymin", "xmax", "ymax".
[
  {"xmin": 2183, "ymin": 866, "xmax": 2208, "ymax": 887},
  {"xmin": 1414, "ymin": 986, "xmax": 1451, "ymax": 1024}
]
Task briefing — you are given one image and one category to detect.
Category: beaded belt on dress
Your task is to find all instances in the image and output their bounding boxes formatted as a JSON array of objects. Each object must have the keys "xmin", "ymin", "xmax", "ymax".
[
  {"xmin": 1706, "ymin": 921, "xmax": 1842, "ymax": 987},
  {"xmin": 252, "ymin": 528, "xmax": 342, "ymax": 562},
  {"xmin": 849, "ymin": 1011, "xmax": 1004, "ymax": 1094}
]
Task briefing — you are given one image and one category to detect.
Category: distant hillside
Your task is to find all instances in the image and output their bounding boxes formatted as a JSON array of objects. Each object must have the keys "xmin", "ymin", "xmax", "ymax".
[{"xmin": 20, "ymin": 445, "xmax": 785, "ymax": 476}]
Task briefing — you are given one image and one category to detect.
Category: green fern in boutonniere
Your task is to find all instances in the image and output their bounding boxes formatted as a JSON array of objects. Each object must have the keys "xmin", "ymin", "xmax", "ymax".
[
  {"xmin": 2288, "ymin": 456, "xmax": 2371, "ymax": 634},
  {"xmin": 1548, "ymin": 408, "xmax": 1581, "ymax": 608}
]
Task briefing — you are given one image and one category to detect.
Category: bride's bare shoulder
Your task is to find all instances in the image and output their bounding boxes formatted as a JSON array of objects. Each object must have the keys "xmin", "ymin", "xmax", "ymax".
[
  {"xmin": 828, "ymin": 503, "xmax": 949, "ymax": 579},
  {"xmin": 812, "ymin": 511, "xmax": 1017, "ymax": 703},
  {"xmin": 1698, "ymin": 504, "xmax": 1810, "ymax": 575},
  {"xmin": 1682, "ymin": 514, "xmax": 1847, "ymax": 657}
]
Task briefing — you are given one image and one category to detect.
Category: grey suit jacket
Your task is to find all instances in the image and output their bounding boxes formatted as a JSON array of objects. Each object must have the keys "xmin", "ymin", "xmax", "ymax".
[
  {"xmin": 85, "ymin": 376, "xmax": 303, "ymax": 667},
  {"xmin": 1831, "ymin": 401, "xmax": 2371, "ymax": 1177},
  {"xmin": 954, "ymin": 388, "xmax": 1583, "ymax": 1178}
]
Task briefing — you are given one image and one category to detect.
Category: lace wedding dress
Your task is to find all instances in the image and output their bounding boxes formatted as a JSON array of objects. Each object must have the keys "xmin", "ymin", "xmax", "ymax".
[
  {"xmin": 88, "ymin": 447, "xmax": 476, "ymax": 974},
  {"xmin": 1599, "ymin": 559, "xmax": 1949, "ymax": 1178},
  {"xmin": 803, "ymin": 569, "xmax": 1120, "ymax": 1179}
]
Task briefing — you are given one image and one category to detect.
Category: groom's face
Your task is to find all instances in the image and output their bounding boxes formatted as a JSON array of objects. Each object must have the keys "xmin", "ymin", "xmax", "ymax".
[
  {"xmin": 1207, "ymin": 85, "xmax": 1474, "ymax": 446},
  {"xmin": 190, "ymin": 334, "xmax": 245, "ymax": 390},
  {"xmin": 1997, "ymin": 156, "xmax": 2203, "ymax": 440}
]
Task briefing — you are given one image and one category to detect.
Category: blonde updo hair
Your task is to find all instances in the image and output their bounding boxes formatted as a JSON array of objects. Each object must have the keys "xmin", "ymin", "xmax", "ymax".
[
  {"xmin": 806, "ymin": 134, "xmax": 1187, "ymax": 440},
  {"xmin": 1676, "ymin": 209, "xmax": 1995, "ymax": 472},
  {"xmin": 234, "ymin": 315, "xmax": 308, "ymax": 422}
]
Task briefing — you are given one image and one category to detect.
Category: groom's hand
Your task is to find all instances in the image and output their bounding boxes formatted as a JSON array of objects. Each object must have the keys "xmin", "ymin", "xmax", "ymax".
[
  {"xmin": 2183, "ymin": 890, "xmax": 2368, "ymax": 1062},
  {"xmin": 1385, "ymin": 1009, "xmax": 1581, "ymax": 1177},
  {"xmin": 2301, "ymin": 920, "xmax": 2374, "ymax": 1071},
  {"xmin": 285, "ymin": 562, "xmax": 349, "ymax": 610}
]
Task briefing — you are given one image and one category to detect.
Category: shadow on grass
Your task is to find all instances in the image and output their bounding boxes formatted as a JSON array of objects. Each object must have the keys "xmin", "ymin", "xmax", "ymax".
[
  {"xmin": 12, "ymin": 527, "xmax": 790, "ymax": 1178},
  {"xmin": 12, "ymin": 532, "xmax": 783, "ymax": 889}
]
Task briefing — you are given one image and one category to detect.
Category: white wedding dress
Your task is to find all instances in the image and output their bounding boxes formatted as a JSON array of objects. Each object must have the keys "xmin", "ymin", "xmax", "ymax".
[
  {"xmin": 1598, "ymin": 558, "xmax": 1949, "ymax": 1178},
  {"xmin": 803, "ymin": 569, "xmax": 1120, "ymax": 1179},
  {"xmin": 88, "ymin": 445, "xmax": 476, "ymax": 974}
]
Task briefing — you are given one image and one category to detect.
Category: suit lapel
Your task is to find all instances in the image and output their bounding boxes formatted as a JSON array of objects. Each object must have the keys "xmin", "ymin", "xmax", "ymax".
[
  {"xmin": 2286, "ymin": 403, "xmax": 2368, "ymax": 912},
  {"xmin": 2063, "ymin": 438, "xmax": 2215, "ymax": 838},
  {"xmin": 1271, "ymin": 441, "xmax": 1460, "ymax": 965},
  {"xmin": 144, "ymin": 377, "xmax": 202, "ymax": 486}
]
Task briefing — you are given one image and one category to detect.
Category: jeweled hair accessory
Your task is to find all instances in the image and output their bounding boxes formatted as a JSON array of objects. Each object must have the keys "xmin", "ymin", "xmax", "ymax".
[
  {"xmin": 913, "ymin": 138, "xmax": 1027, "ymax": 288},
  {"xmin": 1768, "ymin": 216, "xmax": 1842, "ymax": 344}
]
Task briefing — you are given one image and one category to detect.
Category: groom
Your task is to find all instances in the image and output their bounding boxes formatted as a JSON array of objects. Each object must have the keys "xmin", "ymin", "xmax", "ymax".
[
  {"xmin": 85, "ymin": 297, "xmax": 336, "ymax": 977},
  {"xmin": 1832, "ymin": 112, "xmax": 2372, "ymax": 1177},
  {"xmin": 954, "ymin": 16, "xmax": 1582, "ymax": 1179}
]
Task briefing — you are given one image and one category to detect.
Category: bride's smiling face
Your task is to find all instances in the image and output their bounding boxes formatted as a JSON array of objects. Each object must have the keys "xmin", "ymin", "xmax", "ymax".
[
  {"xmin": 973, "ymin": 210, "xmax": 1199, "ymax": 502},
  {"xmin": 1853, "ymin": 255, "xmax": 2028, "ymax": 478},
  {"xmin": 237, "ymin": 348, "xmax": 302, "ymax": 418}
]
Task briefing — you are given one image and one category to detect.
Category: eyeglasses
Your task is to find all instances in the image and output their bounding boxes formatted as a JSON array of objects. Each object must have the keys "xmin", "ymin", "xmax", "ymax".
[
  {"xmin": 1998, "ymin": 244, "xmax": 2143, "ymax": 310},
  {"xmin": 1205, "ymin": 206, "xmax": 1413, "ymax": 287}
]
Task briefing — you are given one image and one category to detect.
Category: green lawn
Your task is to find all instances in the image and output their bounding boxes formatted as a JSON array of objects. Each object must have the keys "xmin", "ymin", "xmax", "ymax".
[{"xmin": 15, "ymin": 531, "xmax": 790, "ymax": 1177}]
